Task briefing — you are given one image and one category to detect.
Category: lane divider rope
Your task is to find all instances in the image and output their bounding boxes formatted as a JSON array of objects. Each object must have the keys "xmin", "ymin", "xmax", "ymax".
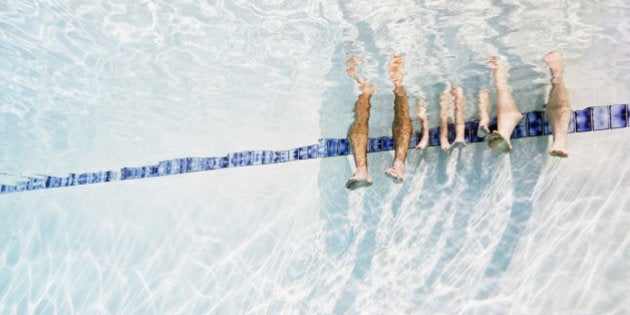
[{"xmin": 1, "ymin": 104, "xmax": 628, "ymax": 195}]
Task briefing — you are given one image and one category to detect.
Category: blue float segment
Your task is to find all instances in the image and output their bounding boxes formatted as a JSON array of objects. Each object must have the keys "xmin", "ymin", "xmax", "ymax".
[
  {"xmin": 243, "ymin": 152, "xmax": 253, "ymax": 166},
  {"xmin": 575, "ymin": 108, "xmax": 592, "ymax": 132},
  {"xmin": 409, "ymin": 132, "xmax": 421, "ymax": 148},
  {"xmin": 272, "ymin": 151, "xmax": 287, "ymax": 163},
  {"xmin": 26, "ymin": 177, "xmax": 46, "ymax": 190},
  {"xmin": 218, "ymin": 156, "xmax": 229, "ymax": 168},
  {"xmin": 368, "ymin": 137, "xmax": 382, "ymax": 152},
  {"xmin": 466, "ymin": 121, "xmax": 482, "ymax": 143},
  {"xmin": 592, "ymin": 106, "xmax": 610, "ymax": 130},
  {"xmin": 543, "ymin": 115, "xmax": 552, "ymax": 135},
  {"xmin": 429, "ymin": 127, "xmax": 440, "ymax": 147},
  {"xmin": 325, "ymin": 139, "xmax": 339, "ymax": 157},
  {"xmin": 317, "ymin": 139, "xmax": 328, "ymax": 158},
  {"xmin": 526, "ymin": 111, "xmax": 544, "ymax": 137},
  {"xmin": 45, "ymin": 176, "xmax": 62, "ymax": 188},
  {"xmin": 463, "ymin": 122, "xmax": 472, "ymax": 143},
  {"xmin": 230, "ymin": 152, "xmax": 243, "ymax": 167},
  {"xmin": 78, "ymin": 173, "xmax": 90, "ymax": 184},
  {"xmin": 610, "ymin": 104, "xmax": 628, "ymax": 128},
  {"xmin": 251, "ymin": 152, "xmax": 263, "ymax": 165},
  {"xmin": 308, "ymin": 144, "xmax": 319, "ymax": 158},
  {"xmin": 289, "ymin": 149, "xmax": 299, "ymax": 161},
  {"xmin": 382, "ymin": 136, "xmax": 394, "ymax": 150},
  {"xmin": 488, "ymin": 117, "xmax": 498, "ymax": 133},
  {"xmin": 338, "ymin": 139, "xmax": 349, "ymax": 155},
  {"xmin": 301, "ymin": 146, "xmax": 311, "ymax": 159},
  {"xmin": 261, "ymin": 151, "xmax": 273, "ymax": 164},
  {"xmin": 512, "ymin": 117, "xmax": 527, "ymax": 139},
  {"xmin": 447, "ymin": 124, "xmax": 456, "ymax": 143}
]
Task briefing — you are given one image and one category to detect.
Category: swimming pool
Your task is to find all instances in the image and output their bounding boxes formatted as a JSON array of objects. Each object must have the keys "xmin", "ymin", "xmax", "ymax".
[{"xmin": 0, "ymin": 1, "xmax": 628, "ymax": 313}]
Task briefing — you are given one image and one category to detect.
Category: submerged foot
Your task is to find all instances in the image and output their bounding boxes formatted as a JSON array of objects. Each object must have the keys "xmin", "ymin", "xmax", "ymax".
[
  {"xmin": 487, "ymin": 56, "xmax": 510, "ymax": 88},
  {"xmin": 388, "ymin": 55, "xmax": 405, "ymax": 87},
  {"xmin": 385, "ymin": 160, "xmax": 405, "ymax": 183},
  {"xmin": 487, "ymin": 131, "xmax": 512, "ymax": 153},
  {"xmin": 549, "ymin": 148, "xmax": 569, "ymax": 158},
  {"xmin": 346, "ymin": 168, "xmax": 373, "ymax": 190},
  {"xmin": 543, "ymin": 51, "xmax": 564, "ymax": 69},
  {"xmin": 543, "ymin": 51, "xmax": 565, "ymax": 83},
  {"xmin": 451, "ymin": 140, "xmax": 465, "ymax": 149},
  {"xmin": 477, "ymin": 125, "xmax": 491, "ymax": 138}
]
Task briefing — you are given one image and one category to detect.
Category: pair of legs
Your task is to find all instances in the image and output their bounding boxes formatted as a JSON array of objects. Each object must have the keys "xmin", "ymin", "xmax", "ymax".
[
  {"xmin": 437, "ymin": 86, "xmax": 466, "ymax": 151},
  {"xmin": 346, "ymin": 55, "xmax": 412, "ymax": 190},
  {"xmin": 485, "ymin": 53, "xmax": 570, "ymax": 156}
]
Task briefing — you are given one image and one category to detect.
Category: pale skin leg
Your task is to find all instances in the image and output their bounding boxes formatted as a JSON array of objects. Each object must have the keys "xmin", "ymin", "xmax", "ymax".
[
  {"xmin": 346, "ymin": 58, "xmax": 376, "ymax": 190},
  {"xmin": 486, "ymin": 56, "xmax": 523, "ymax": 153},
  {"xmin": 415, "ymin": 99, "xmax": 429, "ymax": 150},
  {"xmin": 478, "ymin": 88, "xmax": 490, "ymax": 137},
  {"xmin": 451, "ymin": 86, "xmax": 466, "ymax": 146},
  {"xmin": 385, "ymin": 55, "xmax": 412, "ymax": 182},
  {"xmin": 543, "ymin": 51, "xmax": 571, "ymax": 157},
  {"xmin": 439, "ymin": 90, "xmax": 452, "ymax": 151}
]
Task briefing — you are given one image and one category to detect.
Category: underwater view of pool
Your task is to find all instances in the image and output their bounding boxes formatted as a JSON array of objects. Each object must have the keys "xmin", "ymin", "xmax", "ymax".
[{"xmin": 0, "ymin": 1, "xmax": 628, "ymax": 313}]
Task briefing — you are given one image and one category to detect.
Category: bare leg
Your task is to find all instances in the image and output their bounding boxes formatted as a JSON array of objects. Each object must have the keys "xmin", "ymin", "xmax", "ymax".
[
  {"xmin": 346, "ymin": 58, "xmax": 376, "ymax": 190},
  {"xmin": 544, "ymin": 51, "xmax": 571, "ymax": 157},
  {"xmin": 478, "ymin": 88, "xmax": 490, "ymax": 137},
  {"xmin": 486, "ymin": 56, "xmax": 523, "ymax": 153},
  {"xmin": 439, "ymin": 91, "xmax": 452, "ymax": 151},
  {"xmin": 415, "ymin": 99, "xmax": 429, "ymax": 149},
  {"xmin": 385, "ymin": 55, "xmax": 412, "ymax": 182},
  {"xmin": 451, "ymin": 86, "xmax": 466, "ymax": 147}
]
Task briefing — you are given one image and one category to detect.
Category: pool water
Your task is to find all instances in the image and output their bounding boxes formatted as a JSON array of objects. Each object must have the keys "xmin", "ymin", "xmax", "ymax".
[{"xmin": 0, "ymin": 1, "xmax": 628, "ymax": 314}]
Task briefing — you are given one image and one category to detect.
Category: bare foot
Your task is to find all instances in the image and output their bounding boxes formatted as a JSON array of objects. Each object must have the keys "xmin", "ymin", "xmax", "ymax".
[
  {"xmin": 478, "ymin": 88, "xmax": 490, "ymax": 136},
  {"xmin": 543, "ymin": 51, "xmax": 564, "ymax": 83},
  {"xmin": 487, "ymin": 56, "xmax": 510, "ymax": 89},
  {"xmin": 487, "ymin": 131, "xmax": 512, "ymax": 153},
  {"xmin": 388, "ymin": 55, "xmax": 405, "ymax": 87},
  {"xmin": 346, "ymin": 57, "xmax": 377, "ymax": 95},
  {"xmin": 415, "ymin": 99, "xmax": 429, "ymax": 150},
  {"xmin": 346, "ymin": 167, "xmax": 373, "ymax": 190},
  {"xmin": 385, "ymin": 160, "xmax": 405, "ymax": 182}
]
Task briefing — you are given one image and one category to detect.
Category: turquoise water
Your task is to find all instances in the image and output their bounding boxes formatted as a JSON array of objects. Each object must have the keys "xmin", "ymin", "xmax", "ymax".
[{"xmin": 1, "ymin": 1, "xmax": 628, "ymax": 314}]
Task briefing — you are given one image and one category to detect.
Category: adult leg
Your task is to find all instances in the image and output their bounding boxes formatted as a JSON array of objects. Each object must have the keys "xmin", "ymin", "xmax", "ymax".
[
  {"xmin": 451, "ymin": 86, "xmax": 466, "ymax": 146},
  {"xmin": 478, "ymin": 88, "xmax": 490, "ymax": 136},
  {"xmin": 487, "ymin": 56, "xmax": 523, "ymax": 153},
  {"xmin": 543, "ymin": 51, "xmax": 571, "ymax": 157},
  {"xmin": 385, "ymin": 55, "xmax": 412, "ymax": 181},
  {"xmin": 415, "ymin": 99, "xmax": 429, "ymax": 150},
  {"xmin": 346, "ymin": 58, "xmax": 375, "ymax": 189},
  {"xmin": 439, "ymin": 91, "xmax": 452, "ymax": 151}
]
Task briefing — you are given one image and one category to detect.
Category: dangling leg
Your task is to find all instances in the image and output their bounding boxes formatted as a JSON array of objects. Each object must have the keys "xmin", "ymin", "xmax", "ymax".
[
  {"xmin": 486, "ymin": 56, "xmax": 523, "ymax": 153},
  {"xmin": 385, "ymin": 55, "xmax": 412, "ymax": 182},
  {"xmin": 346, "ymin": 58, "xmax": 376, "ymax": 190},
  {"xmin": 451, "ymin": 86, "xmax": 466, "ymax": 147},
  {"xmin": 439, "ymin": 90, "xmax": 452, "ymax": 151},
  {"xmin": 478, "ymin": 88, "xmax": 490, "ymax": 137},
  {"xmin": 543, "ymin": 51, "xmax": 571, "ymax": 157},
  {"xmin": 415, "ymin": 99, "xmax": 429, "ymax": 150}
]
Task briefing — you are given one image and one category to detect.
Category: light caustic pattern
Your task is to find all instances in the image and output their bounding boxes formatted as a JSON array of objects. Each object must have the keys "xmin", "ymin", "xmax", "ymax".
[{"xmin": 0, "ymin": 0, "xmax": 629, "ymax": 314}]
